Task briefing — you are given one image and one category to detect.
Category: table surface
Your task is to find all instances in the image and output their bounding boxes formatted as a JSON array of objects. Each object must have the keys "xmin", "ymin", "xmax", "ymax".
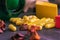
[
  {"xmin": 0, "ymin": 9, "xmax": 60, "ymax": 40},
  {"xmin": 0, "ymin": 0, "xmax": 60, "ymax": 39}
]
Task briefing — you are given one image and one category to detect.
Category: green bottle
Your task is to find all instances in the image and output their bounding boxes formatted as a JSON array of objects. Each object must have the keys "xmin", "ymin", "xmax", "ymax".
[{"xmin": 0, "ymin": 0, "xmax": 25, "ymax": 20}]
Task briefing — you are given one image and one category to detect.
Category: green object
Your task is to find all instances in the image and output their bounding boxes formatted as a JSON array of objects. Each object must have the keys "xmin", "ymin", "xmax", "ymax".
[
  {"xmin": 7, "ymin": 0, "xmax": 19, "ymax": 10},
  {"xmin": 0, "ymin": 0, "xmax": 25, "ymax": 20}
]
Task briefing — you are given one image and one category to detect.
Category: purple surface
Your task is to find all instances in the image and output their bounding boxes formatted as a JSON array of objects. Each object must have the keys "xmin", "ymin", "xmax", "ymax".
[
  {"xmin": 0, "ymin": 10, "xmax": 60, "ymax": 40},
  {"xmin": 0, "ymin": 27, "xmax": 60, "ymax": 40},
  {"xmin": 0, "ymin": 2, "xmax": 60, "ymax": 40},
  {"xmin": 58, "ymin": 9, "xmax": 60, "ymax": 14}
]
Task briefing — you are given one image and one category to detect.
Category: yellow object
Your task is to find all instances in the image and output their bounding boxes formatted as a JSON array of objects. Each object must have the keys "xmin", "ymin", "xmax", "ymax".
[
  {"xmin": 10, "ymin": 18, "xmax": 17, "ymax": 23},
  {"xmin": 16, "ymin": 20, "xmax": 23, "ymax": 26},
  {"xmin": 23, "ymin": 15, "xmax": 29, "ymax": 21},
  {"xmin": 9, "ymin": 15, "xmax": 55, "ymax": 30},
  {"xmin": 45, "ymin": 23, "xmax": 55, "ymax": 28},
  {"xmin": 36, "ymin": 1, "xmax": 58, "ymax": 19},
  {"xmin": 36, "ymin": 26, "xmax": 43, "ymax": 30},
  {"xmin": 39, "ymin": 17, "xmax": 46, "ymax": 25},
  {"xmin": 10, "ymin": 18, "xmax": 22, "ymax": 23},
  {"xmin": 8, "ymin": 24, "xmax": 16, "ymax": 31},
  {"xmin": 40, "ymin": 26, "xmax": 43, "ymax": 30},
  {"xmin": 33, "ymin": 18, "xmax": 46, "ymax": 27},
  {"xmin": 28, "ymin": 15, "xmax": 38, "ymax": 19},
  {"xmin": 45, "ymin": 18, "xmax": 54, "ymax": 24}
]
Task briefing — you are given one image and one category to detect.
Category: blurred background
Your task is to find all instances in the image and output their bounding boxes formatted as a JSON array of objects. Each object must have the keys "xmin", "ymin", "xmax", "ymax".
[{"xmin": 49, "ymin": 0, "xmax": 60, "ymax": 8}]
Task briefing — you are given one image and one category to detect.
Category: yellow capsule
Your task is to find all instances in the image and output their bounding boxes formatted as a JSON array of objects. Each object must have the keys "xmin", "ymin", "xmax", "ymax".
[
  {"xmin": 32, "ymin": 16, "xmax": 38, "ymax": 19},
  {"xmin": 8, "ymin": 24, "xmax": 16, "ymax": 31},
  {"xmin": 45, "ymin": 23, "xmax": 55, "ymax": 29},
  {"xmin": 35, "ymin": 20, "xmax": 45, "ymax": 27},
  {"xmin": 16, "ymin": 20, "xmax": 23, "ymax": 26},
  {"xmin": 46, "ymin": 18, "xmax": 54, "ymax": 24},
  {"xmin": 48, "ymin": 19, "xmax": 54, "ymax": 23},
  {"xmin": 10, "ymin": 18, "xmax": 15, "ymax": 22},
  {"xmin": 37, "ymin": 26, "xmax": 43, "ymax": 30},
  {"xmin": 27, "ymin": 23, "xmax": 37, "ymax": 30},
  {"xmin": 16, "ymin": 18, "xmax": 22, "ymax": 21},
  {"xmin": 36, "ymin": 25, "xmax": 43, "ymax": 30},
  {"xmin": 23, "ymin": 15, "xmax": 29, "ymax": 21},
  {"xmin": 28, "ymin": 15, "xmax": 33, "ymax": 19},
  {"xmin": 40, "ymin": 26, "xmax": 43, "ymax": 30},
  {"xmin": 28, "ymin": 18, "xmax": 36, "ymax": 23},
  {"xmin": 28, "ymin": 15, "xmax": 38, "ymax": 19},
  {"xmin": 45, "ymin": 18, "xmax": 51, "ymax": 22},
  {"xmin": 40, "ymin": 17, "xmax": 46, "ymax": 23},
  {"xmin": 10, "ymin": 18, "xmax": 18, "ymax": 23},
  {"xmin": 10, "ymin": 18, "xmax": 13, "ymax": 22},
  {"xmin": 39, "ymin": 23, "xmax": 45, "ymax": 27},
  {"xmin": 10, "ymin": 18, "xmax": 22, "ymax": 23}
]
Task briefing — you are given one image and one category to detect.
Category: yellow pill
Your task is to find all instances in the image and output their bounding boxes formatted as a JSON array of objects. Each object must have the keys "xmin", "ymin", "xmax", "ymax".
[
  {"xmin": 16, "ymin": 20, "xmax": 23, "ymax": 26},
  {"xmin": 40, "ymin": 17, "xmax": 46, "ymax": 23},
  {"xmin": 8, "ymin": 24, "xmax": 17, "ymax": 31},
  {"xmin": 28, "ymin": 15, "xmax": 38, "ymax": 19},
  {"xmin": 46, "ymin": 18, "xmax": 54, "ymax": 24},
  {"xmin": 16, "ymin": 18, "xmax": 22, "ymax": 21},
  {"xmin": 40, "ymin": 26, "xmax": 43, "ymax": 30},
  {"xmin": 45, "ymin": 23, "xmax": 55, "ymax": 29},
  {"xmin": 10, "ymin": 18, "xmax": 14, "ymax": 22},
  {"xmin": 39, "ymin": 23, "xmax": 45, "ymax": 27},
  {"xmin": 10, "ymin": 18, "xmax": 18, "ymax": 23},
  {"xmin": 23, "ymin": 15, "xmax": 29, "ymax": 21},
  {"xmin": 45, "ymin": 18, "xmax": 51, "ymax": 22},
  {"xmin": 37, "ymin": 25, "xmax": 43, "ymax": 30},
  {"xmin": 49, "ymin": 19, "xmax": 54, "ymax": 23},
  {"xmin": 10, "ymin": 18, "xmax": 22, "ymax": 23},
  {"xmin": 29, "ymin": 18, "xmax": 36, "ymax": 23}
]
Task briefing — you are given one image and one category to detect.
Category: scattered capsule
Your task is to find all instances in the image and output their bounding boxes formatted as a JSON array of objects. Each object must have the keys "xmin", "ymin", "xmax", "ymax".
[
  {"xmin": 46, "ymin": 18, "xmax": 54, "ymax": 24},
  {"xmin": 10, "ymin": 18, "xmax": 22, "ymax": 23},
  {"xmin": 45, "ymin": 23, "xmax": 55, "ymax": 29},
  {"xmin": 16, "ymin": 20, "xmax": 23, "ymax": 26},
  {"xmin": 8, "ymin": 24, "xmax": 16, "ymax": 31}
]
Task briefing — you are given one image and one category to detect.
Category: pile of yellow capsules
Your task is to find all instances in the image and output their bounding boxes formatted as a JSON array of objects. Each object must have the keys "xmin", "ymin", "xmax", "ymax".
[{"xmin": 8, "ymin": 15, "xmax": 55, "ymax": 31}]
